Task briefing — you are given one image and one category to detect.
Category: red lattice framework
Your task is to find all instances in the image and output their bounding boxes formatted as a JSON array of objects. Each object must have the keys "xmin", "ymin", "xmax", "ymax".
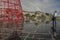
[{"xmin": 0, "ymin": 0, "xmax": 24, "ymax": 32}]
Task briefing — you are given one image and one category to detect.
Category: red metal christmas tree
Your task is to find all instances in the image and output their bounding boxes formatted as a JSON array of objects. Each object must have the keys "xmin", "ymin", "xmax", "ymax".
[{"xmin": 0, "ymin": 0, "xmax": 24, "ymax": 39}]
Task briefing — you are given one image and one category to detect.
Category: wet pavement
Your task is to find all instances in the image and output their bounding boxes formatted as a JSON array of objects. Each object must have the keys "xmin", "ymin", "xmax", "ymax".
[{"xmin": 0, "ymin": 21, "xmax": 60, "ymax": 40}]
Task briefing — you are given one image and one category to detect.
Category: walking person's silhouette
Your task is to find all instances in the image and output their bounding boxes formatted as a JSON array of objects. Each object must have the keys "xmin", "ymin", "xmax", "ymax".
[
  {"xmin": 52, "ymin": 11, "xmax": 57, "ymax": 27},
  {"xmin": 51, "ymin": 10, "xmax": 57, "ymax": 40}
]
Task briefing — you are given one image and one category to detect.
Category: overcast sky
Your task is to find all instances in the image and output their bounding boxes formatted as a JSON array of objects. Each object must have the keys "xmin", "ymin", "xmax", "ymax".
[{"xmin": 21, "ymin": 0, "xmax": 60, "ymax": 15}]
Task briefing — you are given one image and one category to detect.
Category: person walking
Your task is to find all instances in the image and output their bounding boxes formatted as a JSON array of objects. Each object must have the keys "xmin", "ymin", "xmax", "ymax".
[
  {"xmin": 52, "ymin": 11, "xmax": 57, "ymax": 27},
  {"xmin": 52, "ymin": 10, "xmax": 57, "ymax": 40}
]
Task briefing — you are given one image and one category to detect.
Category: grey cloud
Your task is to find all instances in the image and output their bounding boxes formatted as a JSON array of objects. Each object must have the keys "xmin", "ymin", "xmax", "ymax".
[{"xmin": 21, "ymin": 0, "xmax": 60, "ymax": 14}]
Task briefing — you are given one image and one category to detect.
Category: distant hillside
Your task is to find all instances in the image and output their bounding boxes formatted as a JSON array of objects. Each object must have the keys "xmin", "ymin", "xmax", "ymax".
[{"xmin": 23, "ymin": 11, "xmax": 52, "ymax": 23}]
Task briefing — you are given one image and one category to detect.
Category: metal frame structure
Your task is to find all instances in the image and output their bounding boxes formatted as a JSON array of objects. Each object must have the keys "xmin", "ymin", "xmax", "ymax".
[{"xmin": 0, "ymin": 0, "xmax": 24, "ymax": 33}]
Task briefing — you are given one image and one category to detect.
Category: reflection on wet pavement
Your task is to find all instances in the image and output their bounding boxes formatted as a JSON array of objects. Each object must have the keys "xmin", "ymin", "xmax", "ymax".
[{"xmin": 0, "ymin": 22, "xmax": 60, "ymax": 40}]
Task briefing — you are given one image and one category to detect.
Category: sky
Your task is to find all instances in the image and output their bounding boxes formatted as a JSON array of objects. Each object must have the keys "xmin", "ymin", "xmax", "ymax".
[{"xmin": 21, "ymin": 0, "xmax": 60, "ymax": 15}]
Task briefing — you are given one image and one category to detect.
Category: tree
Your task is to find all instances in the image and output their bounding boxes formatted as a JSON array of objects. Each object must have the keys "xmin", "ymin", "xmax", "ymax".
[
  {"xmin": 25, "ymin": 14, "xmax": 30, "ymax": 22},
  {"xmin": 30, "ymin": 15, "xmax": 36, "ymax": 21},
  {"xmin": 45, "ymin": 13, "xmax": 49, "ymax": 16},
  {"xmin": 25, "ymin": 14, "xmax": 30, "ymax": 17},
  {"xmin": 41, "ymin": 15, "xmax": 46, "ymax": 22},
  {"xmin": 37, "ymin": 16, "xmax": 41, "ymax": 20}
]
